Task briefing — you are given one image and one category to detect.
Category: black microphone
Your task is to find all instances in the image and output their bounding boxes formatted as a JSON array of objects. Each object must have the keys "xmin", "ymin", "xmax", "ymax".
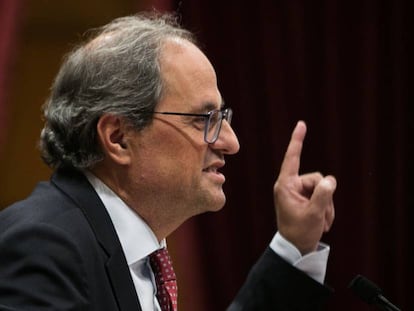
[{"xmin": 348, "ymin": 275, "xmax": 401, "ymax": 311}]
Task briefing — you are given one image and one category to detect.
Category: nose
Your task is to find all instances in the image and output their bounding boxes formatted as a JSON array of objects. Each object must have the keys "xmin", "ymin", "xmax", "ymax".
[{"xmin": 210, "ymin": 120, "xmax": 240, "ymax": 154}]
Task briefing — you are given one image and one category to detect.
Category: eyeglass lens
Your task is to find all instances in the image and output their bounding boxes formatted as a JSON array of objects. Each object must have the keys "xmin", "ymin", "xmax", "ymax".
[{"xmin": 205, "ymin": 109, "xmax": 232, "ymax": 143}]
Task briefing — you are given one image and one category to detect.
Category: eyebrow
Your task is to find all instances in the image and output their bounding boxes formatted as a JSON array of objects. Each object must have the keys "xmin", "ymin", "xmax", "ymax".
[
  {"xmin": 154, "ymin": 99, "xmax": 226, "ymax": 116},
  {"xmin": 199, "ymin": 99, "xmax": 225, "ymax": 113}
]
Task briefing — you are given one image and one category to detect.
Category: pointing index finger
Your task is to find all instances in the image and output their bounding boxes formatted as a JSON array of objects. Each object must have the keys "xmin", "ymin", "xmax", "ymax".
[{"xmin": 279, "ymin": 121, "xmax": 307, "ymax": 178}]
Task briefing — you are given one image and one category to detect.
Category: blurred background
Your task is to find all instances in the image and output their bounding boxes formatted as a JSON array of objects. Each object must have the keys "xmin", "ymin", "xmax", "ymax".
[{"xmin": 1, "ymin": 0, "xmax": 413, "ymax": 310}]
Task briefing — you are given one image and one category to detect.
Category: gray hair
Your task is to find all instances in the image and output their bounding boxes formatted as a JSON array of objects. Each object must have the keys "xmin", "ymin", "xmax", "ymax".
[{"xmin": 39, "ymin": 13, "xmax": 195, "ymax": 169}]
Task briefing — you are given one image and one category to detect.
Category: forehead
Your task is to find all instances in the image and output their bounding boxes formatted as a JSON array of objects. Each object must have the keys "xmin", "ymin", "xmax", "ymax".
[{"xmin": 158, "ymin": 38, "xmax": 222, "ymax": 112}]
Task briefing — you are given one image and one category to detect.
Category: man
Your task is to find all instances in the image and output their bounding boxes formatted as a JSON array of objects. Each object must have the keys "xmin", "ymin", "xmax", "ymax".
[{"xmin": 0, "ymin": 13, "xmax": 336, "ymax": 310}]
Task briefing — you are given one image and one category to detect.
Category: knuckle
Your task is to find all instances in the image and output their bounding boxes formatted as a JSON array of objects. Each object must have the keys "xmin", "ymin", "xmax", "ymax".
[
  {"xmin": 273, "ymin": 180, "xmax": 283, "ymax": 193},
  {"xmin": 313, "ymin": 171, "xmax": 324, "ymax": 180}
]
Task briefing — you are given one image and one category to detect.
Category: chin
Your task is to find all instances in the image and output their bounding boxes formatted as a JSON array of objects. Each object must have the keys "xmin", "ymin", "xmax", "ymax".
[
  {"xmin": 194, "ymin": 184, "xmax": 227, "ymax": 213},
  {"xmin": 207, "ymin": 191, "xmax": 226, "ymax": 212}
]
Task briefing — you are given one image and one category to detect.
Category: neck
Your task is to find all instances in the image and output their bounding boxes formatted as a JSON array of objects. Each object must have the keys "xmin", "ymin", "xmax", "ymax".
[{"xmin": 88, "ymin": 164, "xmax": 187, "ymax": 242}]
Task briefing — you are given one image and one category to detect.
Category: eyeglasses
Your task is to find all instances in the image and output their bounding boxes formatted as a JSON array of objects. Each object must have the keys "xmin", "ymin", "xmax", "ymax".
[{"xmin": 153, "ymin": 108, "xmax": 233, "ymax": 144}]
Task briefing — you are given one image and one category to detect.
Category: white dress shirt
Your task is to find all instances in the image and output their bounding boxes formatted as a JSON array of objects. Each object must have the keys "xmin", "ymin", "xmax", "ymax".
[
  {"xmin": 84, "ymin": 171, "xmax": 329, "ymax": 310},
  {"xmin": 270, "ymin": 232, "xmax": 329, "ymax": 284},
  {"xmin": 84, "ymin": 171, "xmax": 164, "ymax": 311}
]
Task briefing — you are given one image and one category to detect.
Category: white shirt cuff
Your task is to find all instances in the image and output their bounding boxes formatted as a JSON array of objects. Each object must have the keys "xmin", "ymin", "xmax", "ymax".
[{"xmin": 269, "ymin": 232, "xmax": 330, "ymax": 284}]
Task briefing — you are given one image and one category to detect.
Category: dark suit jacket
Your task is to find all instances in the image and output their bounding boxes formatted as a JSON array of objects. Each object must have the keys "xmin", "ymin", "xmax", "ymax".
[{"xmin": 0, "ymin": 168, "xmax": 332, "ymax": 310}]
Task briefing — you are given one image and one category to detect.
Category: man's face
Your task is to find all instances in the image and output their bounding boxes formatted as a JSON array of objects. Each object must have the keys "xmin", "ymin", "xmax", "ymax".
[{"xmin": 126, "ymin": 38, "xmax": 240, "ymax": 223}]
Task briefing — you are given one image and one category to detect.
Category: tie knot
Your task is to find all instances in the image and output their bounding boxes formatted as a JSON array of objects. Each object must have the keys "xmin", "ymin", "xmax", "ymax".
[{"xmin": 149, "ymin": 248, "xmax": 176, "ymax": 283}]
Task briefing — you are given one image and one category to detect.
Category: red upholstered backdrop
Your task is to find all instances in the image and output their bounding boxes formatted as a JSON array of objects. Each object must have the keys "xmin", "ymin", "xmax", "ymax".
[
  {"xmin": 0, "ymin": 0, "xmax": 23, "ymax": 153},
  {"xmin": 166, "ymin": 1, "xmax": 414, "ymax": 310},
  {"xmin": 0, "ymin": 1, "xmax": 412, "ymax": 310}
]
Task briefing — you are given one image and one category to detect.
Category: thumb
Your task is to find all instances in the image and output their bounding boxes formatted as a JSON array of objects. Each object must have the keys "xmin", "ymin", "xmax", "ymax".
[{"xmin": 310, "ymin": 176, "xmax": 337, "ymax": 209}]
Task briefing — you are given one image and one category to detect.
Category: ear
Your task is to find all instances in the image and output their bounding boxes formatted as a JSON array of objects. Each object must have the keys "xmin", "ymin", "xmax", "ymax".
[{"xmin": 96, "ymin": 114, "xmax": 132, "ymax": 165}]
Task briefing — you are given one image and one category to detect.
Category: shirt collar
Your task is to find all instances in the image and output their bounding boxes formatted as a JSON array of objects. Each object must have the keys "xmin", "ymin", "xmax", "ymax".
[{"xmin": 83, "ymin": 171, "xmax": 166, "ymax": 265}]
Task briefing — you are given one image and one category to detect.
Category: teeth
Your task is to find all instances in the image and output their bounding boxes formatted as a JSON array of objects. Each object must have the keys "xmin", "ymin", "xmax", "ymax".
[{"xmin": 205, "ymin": 167, "xmax": 217, "ymax": 173}]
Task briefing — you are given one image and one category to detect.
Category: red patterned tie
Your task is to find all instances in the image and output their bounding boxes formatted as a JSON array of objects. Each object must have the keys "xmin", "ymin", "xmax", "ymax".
[{"xmin": 149, "ymin": 248, "xmax": 178, "ymax": 311}]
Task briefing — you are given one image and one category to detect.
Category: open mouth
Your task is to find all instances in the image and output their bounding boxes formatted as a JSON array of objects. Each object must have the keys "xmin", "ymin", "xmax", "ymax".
[
  {"xmin": 202, "ymin": 160, "xmax": 224, "ymax": 173},
  {"xmin": 202, "ymin": 162, "xmax": 226, "ymax": 183},
  {"xmin": 203, "ymin": 167, "xmax": 219, "ymax": 173}
]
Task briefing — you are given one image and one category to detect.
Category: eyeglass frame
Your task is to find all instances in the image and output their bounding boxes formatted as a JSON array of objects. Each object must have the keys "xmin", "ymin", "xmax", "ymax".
[{"xmin": 152, "ymin": 107, "xmax": 233, "ymax": 144}]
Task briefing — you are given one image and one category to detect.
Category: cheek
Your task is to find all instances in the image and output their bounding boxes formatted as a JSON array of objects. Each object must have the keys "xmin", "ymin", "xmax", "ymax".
[
  {"xmin": 134, "ymin": 121, "xmax": 208, "ymax": 181},
  {"xmin": 142, "ymin": 138, "xmax": 207, "ymax": 179},
  {"xmin": 165, "ymin": 145, "xmax": 206, "ymax": 176},
  {"xmin": 152, "ymin": 128, "xmax": 207, "ymax": 167}
]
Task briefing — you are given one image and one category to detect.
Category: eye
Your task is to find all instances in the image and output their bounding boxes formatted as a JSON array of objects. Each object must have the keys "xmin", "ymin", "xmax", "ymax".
[
  {"xmin": 193, "ymin": 116, "xmax": 206, "ymax": 123},
  {"xmin": 194, "ymin": 116, "xmax": 206, "ymax": 122},
  {"xmin": 208, "ymin": 111, "xmax": 220, "ymax": 127},
  {"xmin": 192, "ymin": 116, "xmax": 206, "ymax": 130}
]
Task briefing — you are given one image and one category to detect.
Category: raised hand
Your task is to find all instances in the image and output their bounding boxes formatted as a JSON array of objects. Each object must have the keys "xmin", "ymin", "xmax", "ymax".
[{"xmin": 274, "ymin": 121, "xmax": 336, "ymax": 255}]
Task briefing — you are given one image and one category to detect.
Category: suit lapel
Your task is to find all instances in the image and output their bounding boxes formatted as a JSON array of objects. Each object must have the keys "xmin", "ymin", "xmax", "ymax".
[
  {"xmin": 52, "ymin": 168, "xmax": 142, "ymax": 311},
  {"xmin": 106, "ymin": 247, "xmax": 142, "ymax": 311}
]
